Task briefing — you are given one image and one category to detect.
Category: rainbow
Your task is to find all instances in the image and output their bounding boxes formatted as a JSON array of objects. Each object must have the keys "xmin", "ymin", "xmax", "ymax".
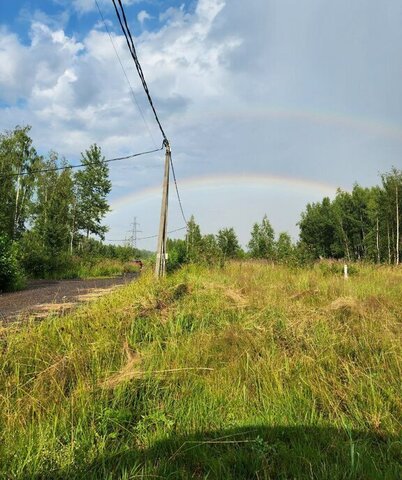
[
  {"xmin": 110, "ymin": 106, "xmax": 400, "ymax": 211},
  {"xmin": 177, "ymin": 107, "xmax": 402, "ymax": 142},
  {"xmin": 111, "ymin": 173, "xmax": 339, "ymax": 211}
]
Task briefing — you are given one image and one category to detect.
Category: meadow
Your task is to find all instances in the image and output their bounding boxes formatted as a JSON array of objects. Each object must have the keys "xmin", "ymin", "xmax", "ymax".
[{"xmin": 0, "ymin": 262, "xmax": 400, "ymax": 479}]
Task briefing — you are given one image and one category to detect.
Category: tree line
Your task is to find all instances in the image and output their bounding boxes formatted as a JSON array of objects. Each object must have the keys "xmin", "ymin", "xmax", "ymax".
[
  {"xmin": 0, "ymin": 125, "xmax": 135, "ymax": 290},
  {"xmin": 167, "ymin": 215, "xmax": 299, "ymax": 270},
  {"xmin": 299, "ymin": 171, "xmax": 402, "ymax": 264},
  {"xmin": 169, "ymin": 169, "xmax": 402, "ymax": 269}
]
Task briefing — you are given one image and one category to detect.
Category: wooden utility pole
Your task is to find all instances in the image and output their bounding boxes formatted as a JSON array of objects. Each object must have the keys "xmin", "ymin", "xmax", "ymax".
[
  {"xmin": 155, "ymin": 141, "xmax": 170, "ymax": 278},
  {"xmin": 396, "ymin": 183, "xmax": 399, "ymax": 266}
]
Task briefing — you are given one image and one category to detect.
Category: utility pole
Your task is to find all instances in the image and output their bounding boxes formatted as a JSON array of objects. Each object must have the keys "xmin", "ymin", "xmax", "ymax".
[{"xmin": 155, "ymin": 141, "xmax": 170, "ymax": 278}]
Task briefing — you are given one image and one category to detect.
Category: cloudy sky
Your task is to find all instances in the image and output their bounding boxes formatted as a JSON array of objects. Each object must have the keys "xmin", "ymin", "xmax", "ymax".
[{"xmin": 1, "ymin": 0, "xmax": 402, "ymax": 249}]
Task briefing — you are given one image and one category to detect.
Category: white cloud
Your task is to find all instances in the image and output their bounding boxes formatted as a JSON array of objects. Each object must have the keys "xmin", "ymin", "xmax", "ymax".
[
  {"xmin": 0, "ymin": 0, "xmax": 239, "ymax": 156},
  {"xmin": 137, "ymin": 10, "xmax": 151, "ymax": 25},
  {"xmin": 1, "ymin": 0, "xmax": 402, "ymax": 247}
]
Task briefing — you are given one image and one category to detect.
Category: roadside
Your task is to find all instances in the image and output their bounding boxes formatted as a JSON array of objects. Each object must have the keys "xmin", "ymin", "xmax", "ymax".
[{"xmin": 0, "ymin": 274, "xmax": 138, "ymax": 323}]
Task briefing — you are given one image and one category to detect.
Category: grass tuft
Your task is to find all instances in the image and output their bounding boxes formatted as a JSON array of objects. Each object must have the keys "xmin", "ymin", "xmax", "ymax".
[{"xmin": 0, "ymin": 263, "xmax": 401, "ymax": 479}]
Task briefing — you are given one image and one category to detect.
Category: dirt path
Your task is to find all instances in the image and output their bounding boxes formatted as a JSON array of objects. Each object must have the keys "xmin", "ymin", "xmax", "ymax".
[{"xmin": 0, "ymin": 275, "xmax": 138, "ymax": 323}]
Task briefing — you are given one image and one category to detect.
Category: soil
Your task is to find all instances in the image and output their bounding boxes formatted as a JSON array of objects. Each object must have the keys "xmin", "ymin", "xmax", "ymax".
[{"xmin": 0, "ymin": 274, "xmax": 138, "ymax": 324}]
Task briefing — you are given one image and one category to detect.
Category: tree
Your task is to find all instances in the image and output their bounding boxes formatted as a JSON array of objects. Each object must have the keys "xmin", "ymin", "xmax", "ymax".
[
  {"xmin": 199, "ymin": 234, "xmax": 221, "ymax": 265},
  {"xmin": 0, "ymin": 126, "xmax": 40, "ymax": 239},
  {"xmin": 75, "ymin": 144, "xmax": 111, "ymax": 241},
  {"xmin": 34, "ymin": 154, "xmax": 74, "ymax": 252},
  {"xmin": 363, "ymin": 186, "xmax": 382, "ymax": 263},
  {"xmin": 381, "ymin": 168, "xmax": 402, "ymax": 265},
  {"xmin": 298, "ymin": 198, "xmax": 337, "ymax": 258},
  {"xmin": 22, "ymin": 153, "xmax": 75, "ymax": 276},
  {"xmin": 216, "ymin": 227, "xmax": 240, "ymax": 258},
  {"xmin": 248, "ymin": 215, "xmax": 275, "ymax": 259},
  {"xmin": 186, "ymin": 215, "xmax": 202, "ymax": 262},
  {"xmin": 275, "ymin": 232, "xmax": 294, "ymax": 263}
]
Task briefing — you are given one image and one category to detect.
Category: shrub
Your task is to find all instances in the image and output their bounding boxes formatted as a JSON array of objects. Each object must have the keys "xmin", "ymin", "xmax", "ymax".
[{"xmin": 0, "ymin": 235, "xmax": 25, "ymax": 292}]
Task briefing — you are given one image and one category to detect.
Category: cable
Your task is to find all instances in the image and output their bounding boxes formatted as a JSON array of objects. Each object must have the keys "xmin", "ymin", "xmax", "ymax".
[
  {"xmin": 110, "ymin": 0, "xmax": 188, "ymax": 230},
  {"xmin": 169, "ymin": 154, "xmax": 187, "ymax": 225},
  {"xmin": 0, "ymin": 145, "xmax": 163, "ymax": 178},
  {"xmin": 94, "ymin": 0, "xmax": 157, "ymax": 148},
  {"xmin": 111, "ymin": 0, "xmax": 168, "ymax": 143},
  {"xmin": 138, "ymin": 226, "xmax": 187, "ymax": 240},
  {"xmin": 106, "ymin": 226, "xmax": 187, "ymax": 242}
]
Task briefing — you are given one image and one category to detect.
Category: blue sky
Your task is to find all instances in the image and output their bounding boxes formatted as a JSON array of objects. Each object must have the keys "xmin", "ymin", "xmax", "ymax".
[
  {"xmin": 1, "ymin": 0, "xmax": 402, "ymax": 249},
  {"xmin": 0, "ymin": 1, "xmax": 195, "ymax": 42}
]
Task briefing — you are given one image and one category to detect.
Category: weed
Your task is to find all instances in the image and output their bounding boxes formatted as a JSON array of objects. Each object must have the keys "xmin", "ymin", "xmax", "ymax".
[{"xmin": 0, "ymin": 263, "xmax": 400, "ymax": 479}]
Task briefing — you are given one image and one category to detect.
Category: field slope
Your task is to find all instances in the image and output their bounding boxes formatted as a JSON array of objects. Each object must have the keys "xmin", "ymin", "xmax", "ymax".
[{"xmin": 0, "ymin": 263, "xmax": 401, "ymax": 479}]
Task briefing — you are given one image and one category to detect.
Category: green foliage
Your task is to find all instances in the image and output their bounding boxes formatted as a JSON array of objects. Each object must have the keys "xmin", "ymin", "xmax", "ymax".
[
  {"xmin": 77, "ymin": 238, "xmax": 142, "ymax": 262},
  {"xmin": 75, "ymin": 144, "xmax": 111, "ymax": 241},
  {"xmin": 0, "ymin": 235, "xmax": 25, "ymax": 292},
  {"xmin": 299, "ymin": 197, "xmax": 337, "ymax": 258},
  {"xmin": 186, "ymin": 215, "xmax": 202, "ymax": 262},
  {"xmin": 73, "ymin": 259, "xmax": 140, "ymax": 278},
  {"xmin": 0, "ymin": 125, "xmax": 40, "ymax": 239},
  {"xmin": 33, "ymin": 153, "xmax": 75, "ymax": 258},
  {"xmin": 316, "ymin": 260, "xmax": 358, "ymax": 277},
  {"xmin": 299, "ymin": 170, "xmax": 402, "ymax": 264},
  {"xmin": 199, "ymin": 233, "xmax": 222, "ymax": 264},
  {"xmin": 216, "ymin": 227, "xmax": 241, "ymax": 259},
  {"xmin": 248, "ymin": 215, "xmax": 275, "ymax": 259},
  {"xmin": 0, "ymin": 127, "xmax": 122, "ymax": 287},
  {"xmin": 275, "ymin": 232, "xmax": 294, "ymax": 263},
  {"xmin": 166, "ymin": 238, "xmax": 187, "ymax": 272}
]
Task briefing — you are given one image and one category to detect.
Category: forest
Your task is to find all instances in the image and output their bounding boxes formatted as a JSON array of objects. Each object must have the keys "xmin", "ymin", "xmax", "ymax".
[{"xmin": 1, "ymin": 125, "xmax": 401, "ymax": 292}]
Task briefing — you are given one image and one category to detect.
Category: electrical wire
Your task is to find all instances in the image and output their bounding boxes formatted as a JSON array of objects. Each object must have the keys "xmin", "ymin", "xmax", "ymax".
[
  {"xmin": 111, "ymin": 0, "xmax": 168, "ymax": 143},
  {"xmin": 169, "ymin": 154, "xmax": 187, "ymax": 225},
  {"xmin": 0, "ymin": 145, "xmax": 163, "ymax": 178},
  {"xmin": 94, "ymin": 0, "xmax": 157, "ymax": 148},
  {"xmin": 110, "ymin": 0, "xmax": 188, "ymax": 227},
  {"xmin": 107, "ymin": 226, "xmax": 187, "ymax": 242}
]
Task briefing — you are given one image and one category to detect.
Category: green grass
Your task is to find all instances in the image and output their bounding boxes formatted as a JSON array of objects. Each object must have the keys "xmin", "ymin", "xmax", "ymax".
[
  {"xmin": 49, "ymin": 258, "xmax": 140, "ymax": 280},
  {"xmin": 0, "ymin": 262, "xmax": 401, "ymax": 479},
  {"xmin": 74, "ymin": 258, "xmax": 140, "ymax": 278}
]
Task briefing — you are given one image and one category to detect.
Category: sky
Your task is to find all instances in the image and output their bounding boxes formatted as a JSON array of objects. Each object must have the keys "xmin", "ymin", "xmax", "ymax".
[{"xmin": 1, "ymin": 0, "xmax": 402, "ymax": 250}]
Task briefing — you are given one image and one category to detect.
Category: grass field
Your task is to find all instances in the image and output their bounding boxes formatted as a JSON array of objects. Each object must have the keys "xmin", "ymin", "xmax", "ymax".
[{"xmin": 0, "ymin": 262, "xmax": 401, "ymax": 479}]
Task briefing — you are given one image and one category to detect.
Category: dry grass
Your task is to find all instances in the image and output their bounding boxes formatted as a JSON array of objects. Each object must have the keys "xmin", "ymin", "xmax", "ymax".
[{"xmin": 0, "ymin": 263, "xmax": 400, "ymax": 479}]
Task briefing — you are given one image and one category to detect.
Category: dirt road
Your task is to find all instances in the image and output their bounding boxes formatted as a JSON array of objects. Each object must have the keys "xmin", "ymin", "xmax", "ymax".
[{"xmin": 0, "ymin": 275, "xmax": 137, "ymax": 323}]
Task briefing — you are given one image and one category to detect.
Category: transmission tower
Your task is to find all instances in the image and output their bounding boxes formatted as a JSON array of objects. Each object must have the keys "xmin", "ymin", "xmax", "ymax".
[{"xmin": 127, "ymin": 217, "xmax": 142, "ymax": 249}]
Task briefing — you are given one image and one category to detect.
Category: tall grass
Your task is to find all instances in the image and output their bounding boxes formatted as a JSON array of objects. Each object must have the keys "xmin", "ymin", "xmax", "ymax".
[
  {"xmin": 0, "ymin": 263, "xmax": 400, "ymax": 479},
  {"xmin": 51, "ymin": 258, "xmax": 140, "ymax": 280}
]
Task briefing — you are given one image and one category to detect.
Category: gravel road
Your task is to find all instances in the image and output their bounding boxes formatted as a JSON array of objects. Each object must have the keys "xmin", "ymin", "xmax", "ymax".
[{"xmin": 0, "ymin": 275, "xmax": 138, "ymax": 323}]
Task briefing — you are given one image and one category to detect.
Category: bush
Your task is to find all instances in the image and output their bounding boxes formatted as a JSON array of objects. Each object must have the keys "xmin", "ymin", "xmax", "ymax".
[
  {"xmin": 0, "ymin": 236, "xmax": 25, "ymax": 292},
  {"xmin": 316, "ymin": 260, "xmax": 358, "ymax": 276},
  {"xmin": 76, "ymin": 259, "xmax": 139, "ymax": 278},
  {"xmin": 166, "ymin": 239, "xmax": 187, "ymax": 272},
  {"xmin": 20, "ymin": 233, "xmax": 75, "ymax": 279}
]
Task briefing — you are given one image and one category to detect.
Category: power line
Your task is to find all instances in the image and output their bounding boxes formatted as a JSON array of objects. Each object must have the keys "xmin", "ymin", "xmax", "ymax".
[
  {"xmin": 0, "ymin": 145, "xmax": 163, "ymax": 178},
  {"xmin": 111, "ymin": 0, "xmax": 168, "ymax": 143},
  {"xmin": 107, "ymin": 226, "xmax": 187, "ymax": 243},
  {"xmin": 170, "ymin": 153, "xmax": 187, "ymax": 225},
  {"xmin": 94, "ymin": 0, "xmax": 157, "ymax": 148},
  {"xmin": 110, "ymin": 0, "xmax": 188, "ymax": 250}
]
